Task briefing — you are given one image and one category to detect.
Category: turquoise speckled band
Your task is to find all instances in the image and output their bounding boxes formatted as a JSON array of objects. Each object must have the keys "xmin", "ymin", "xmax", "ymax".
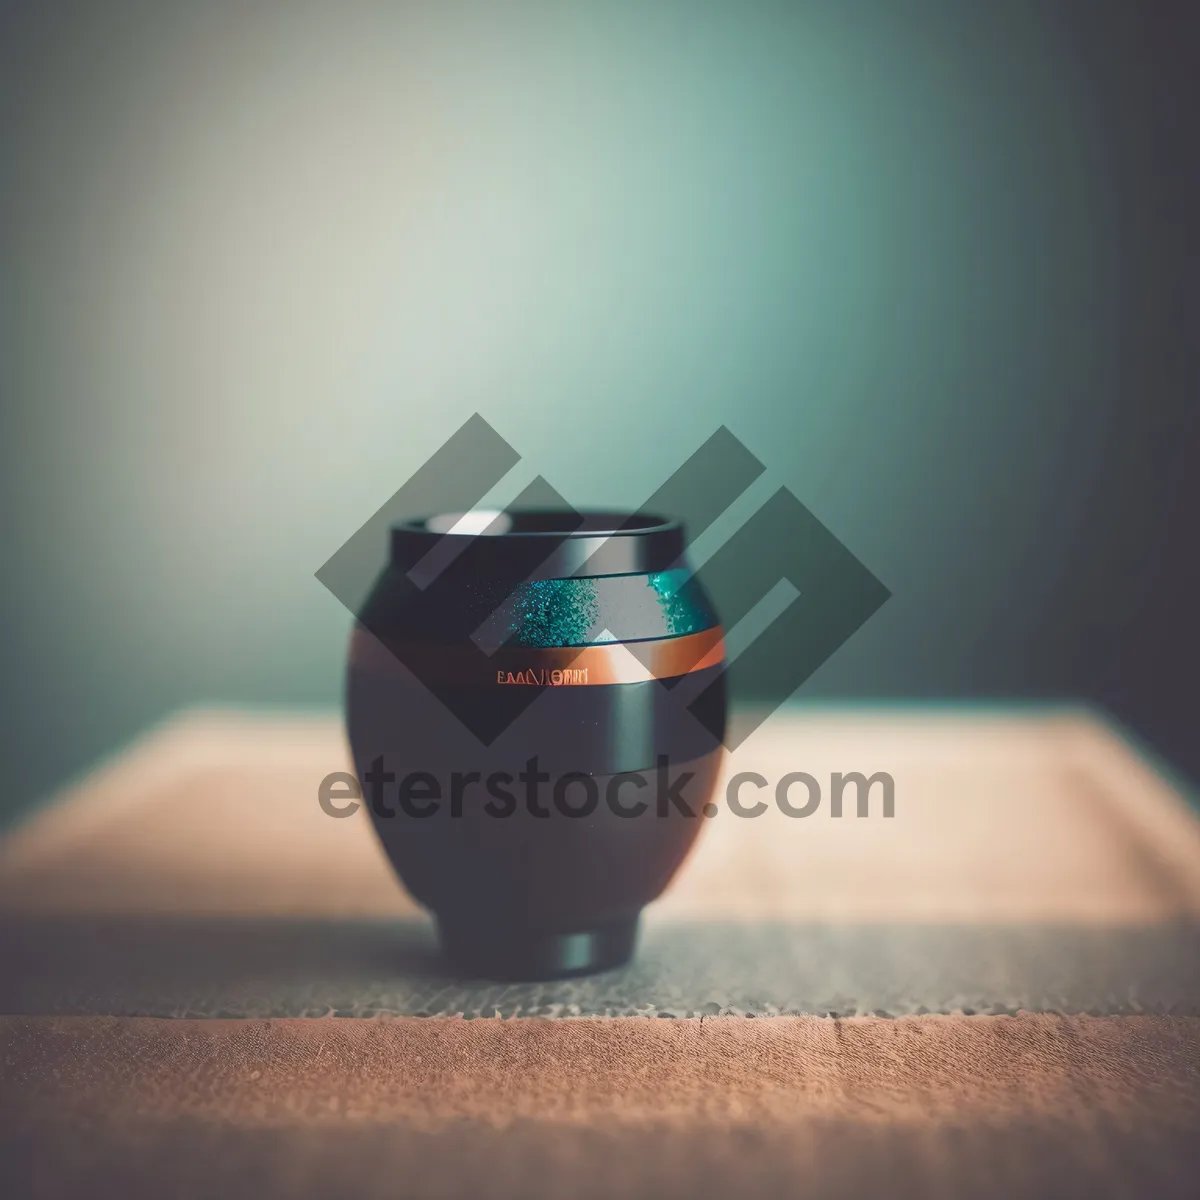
[{"xmin": 467, "ymin": 568, "xmax": 720, "ymax": 649}]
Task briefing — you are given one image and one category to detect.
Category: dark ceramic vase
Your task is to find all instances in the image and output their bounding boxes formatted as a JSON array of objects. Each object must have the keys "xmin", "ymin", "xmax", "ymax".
[{"xmin": 345, "ymin": 510, "xmax": 726, "ymax": 979}]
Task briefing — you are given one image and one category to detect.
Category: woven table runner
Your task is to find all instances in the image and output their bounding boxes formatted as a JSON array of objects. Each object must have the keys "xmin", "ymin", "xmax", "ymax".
[{"xmin": 2, "ymin": 707, "xmax": 1198, "ymax": 1196}]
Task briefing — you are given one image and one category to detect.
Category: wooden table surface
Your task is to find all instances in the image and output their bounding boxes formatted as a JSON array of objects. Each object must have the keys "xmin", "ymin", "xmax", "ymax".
[{"xmin": 2, "ymin": 706, "xmax": 1199, "ymax": 1197}]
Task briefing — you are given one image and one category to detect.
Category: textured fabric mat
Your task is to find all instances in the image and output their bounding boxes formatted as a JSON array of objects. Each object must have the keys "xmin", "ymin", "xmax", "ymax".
[
  {"xmin": 2, "ymin": 916, "xmax": 1199, "ymax": 1018},
  {"xmin": 3, "ymin": 708, "xmax": 1200, "ymax": 1197},
  {"xmin": 1, "ymin": 707, "xmax": 1198, "ymax": 1018}
]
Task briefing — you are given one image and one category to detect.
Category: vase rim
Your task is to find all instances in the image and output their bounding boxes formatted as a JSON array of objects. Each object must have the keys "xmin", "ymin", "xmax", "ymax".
[{"xmin": 391, "ymin": 509, "xmax": 685, "ymax": 579}]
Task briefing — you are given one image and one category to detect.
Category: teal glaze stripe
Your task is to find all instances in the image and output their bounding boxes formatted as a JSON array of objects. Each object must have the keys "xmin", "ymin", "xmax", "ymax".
[{"xmin": 483, "ymin": 568, "xmax": 719, "ymax": 648}]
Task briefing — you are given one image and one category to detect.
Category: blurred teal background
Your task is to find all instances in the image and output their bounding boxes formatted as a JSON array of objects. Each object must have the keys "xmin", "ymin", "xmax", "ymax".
[{"xmin": 1, "ymin": 0, "xmax": 1197, "ymax": 821}]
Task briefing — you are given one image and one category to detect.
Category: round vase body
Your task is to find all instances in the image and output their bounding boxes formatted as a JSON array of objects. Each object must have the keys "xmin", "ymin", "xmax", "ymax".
[{"xmin": 345, "ymin": 511, "xmax": 726, "ymax": 979}]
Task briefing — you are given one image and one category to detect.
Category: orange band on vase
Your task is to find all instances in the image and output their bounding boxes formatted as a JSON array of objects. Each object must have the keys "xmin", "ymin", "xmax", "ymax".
[{"xmin": 352, "ymin": 626, "xmax": 725, "ymax": 686}]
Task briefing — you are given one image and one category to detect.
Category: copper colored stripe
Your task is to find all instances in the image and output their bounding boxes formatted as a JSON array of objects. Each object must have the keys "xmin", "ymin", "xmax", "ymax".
[{"xmin": 351, "ymin": 626, "xmax": 725, "ymax": 685}]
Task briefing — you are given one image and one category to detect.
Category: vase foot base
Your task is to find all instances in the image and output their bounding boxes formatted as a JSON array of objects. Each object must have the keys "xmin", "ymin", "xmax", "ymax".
[{"xmin": 436, "ymin": 915, "xmax": 639, "ymax": 981}]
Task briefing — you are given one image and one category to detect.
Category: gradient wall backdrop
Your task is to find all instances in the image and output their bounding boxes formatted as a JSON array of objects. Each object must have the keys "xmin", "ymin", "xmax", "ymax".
[{"xmin": 2, "ymin": 0, "xmax": 1197, "ymax": 822}]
